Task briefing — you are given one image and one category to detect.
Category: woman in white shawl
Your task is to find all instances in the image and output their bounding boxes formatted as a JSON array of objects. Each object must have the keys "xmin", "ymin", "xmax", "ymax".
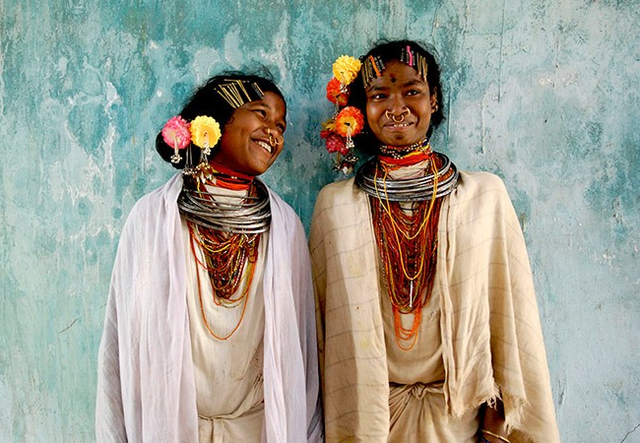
[
  {"xmin": 96, "ymin": 72, "xmax": 323, "ymax": 443},
  {"xmin": 311, "ymin": 40, "xmax": 560, "ymax": 443}
]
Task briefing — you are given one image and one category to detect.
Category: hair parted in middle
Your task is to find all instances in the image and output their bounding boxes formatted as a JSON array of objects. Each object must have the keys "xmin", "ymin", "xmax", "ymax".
[{"xmin": 346, "ymin": 39, "xmax": 445, "ymax": 155}]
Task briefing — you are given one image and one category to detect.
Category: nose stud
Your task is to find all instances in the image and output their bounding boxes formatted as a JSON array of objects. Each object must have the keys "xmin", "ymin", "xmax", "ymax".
[{"xmin": 385, "ymin": 109, "xmax": 410, "ymax": 123}]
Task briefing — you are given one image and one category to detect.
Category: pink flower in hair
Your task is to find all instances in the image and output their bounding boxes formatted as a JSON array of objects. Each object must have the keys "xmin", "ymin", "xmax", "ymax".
[{"xmin": 161, "ymin": 116, "xmax": 191, "ymax": 150}]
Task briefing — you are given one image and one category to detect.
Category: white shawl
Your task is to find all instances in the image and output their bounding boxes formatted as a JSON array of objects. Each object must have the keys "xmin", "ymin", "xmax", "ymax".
[{"xmin": 96, "ymin": 173, "xmax": 323, "ymax": 442}]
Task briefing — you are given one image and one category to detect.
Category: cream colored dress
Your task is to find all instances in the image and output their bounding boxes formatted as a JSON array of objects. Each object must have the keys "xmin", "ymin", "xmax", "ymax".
[
  {"xmin": 380, "ymin": 164, "xmax": 480, "ymax": 441},
  {"xmin": 182, "ymin": 186, "xmax": 267, "ymax": 443},
  {"xmin": 381, "ymin": 277, "xmax": 479, "ymax": 442}
]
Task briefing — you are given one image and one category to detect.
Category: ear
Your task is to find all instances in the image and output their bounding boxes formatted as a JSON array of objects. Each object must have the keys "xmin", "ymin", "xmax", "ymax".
[{"xmin": 430, "ymin": 87, "xmax": 438, "ymax": 109}]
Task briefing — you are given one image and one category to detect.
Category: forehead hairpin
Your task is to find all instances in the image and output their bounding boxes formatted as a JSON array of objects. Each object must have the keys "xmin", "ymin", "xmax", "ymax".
[{"xmin": 216, "ymin": 79, "xmax": 265, "ymax": 109}]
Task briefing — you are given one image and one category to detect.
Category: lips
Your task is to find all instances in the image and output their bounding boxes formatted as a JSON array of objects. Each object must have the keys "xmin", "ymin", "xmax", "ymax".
[{"xmin": 384, "ymin": 121, "xmax": 413, "ymax": 130}]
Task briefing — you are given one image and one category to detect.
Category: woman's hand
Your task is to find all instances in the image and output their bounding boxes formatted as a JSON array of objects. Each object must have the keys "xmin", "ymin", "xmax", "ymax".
[{"xmin": 479, "ymin": 400, "xmax": 511, "ymax": 443}]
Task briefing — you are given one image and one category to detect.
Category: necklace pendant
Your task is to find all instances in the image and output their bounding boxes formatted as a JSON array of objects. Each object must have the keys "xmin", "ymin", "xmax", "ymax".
[{"xmin": 409, "ymin": 280, "xmax": 414, "ymax": 309}]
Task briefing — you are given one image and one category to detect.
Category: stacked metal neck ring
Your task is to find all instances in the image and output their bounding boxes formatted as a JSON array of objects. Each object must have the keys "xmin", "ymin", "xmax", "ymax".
[
  {"xmin": 355, "ymin": 152, "xmax": 460, "ymax": 202},
  {"xmin": 178, "ymin": 179, "xmax": 271, "ymax": 234}
]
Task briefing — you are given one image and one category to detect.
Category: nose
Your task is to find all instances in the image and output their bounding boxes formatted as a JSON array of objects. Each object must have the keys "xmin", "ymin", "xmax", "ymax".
[
  {"xmin": 388, "ymin": 93, "xmax": 408, "ymax": 114},
  {"xmin": 266, "ymin": 127, "xmax": 284, "ymax": 147}
]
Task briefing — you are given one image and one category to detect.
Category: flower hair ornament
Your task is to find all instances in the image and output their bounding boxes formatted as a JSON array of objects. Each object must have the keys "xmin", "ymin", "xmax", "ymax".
[
  {"xmin": 322, "ymin": 55, "xmax": 365, "ymax": 174},
  {"xmin": 161, "ymin": 114, "xmax": 222, "ymax": 176}
]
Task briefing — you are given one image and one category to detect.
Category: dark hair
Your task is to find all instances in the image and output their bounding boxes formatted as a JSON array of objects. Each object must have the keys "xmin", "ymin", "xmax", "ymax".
[
  {"xmin": 156, "ymin": 71, "xmax": 285, "ymax": 168},
  {"xmin": 347, "ymin": 40, "xmax": 444, "ymax": 154}
]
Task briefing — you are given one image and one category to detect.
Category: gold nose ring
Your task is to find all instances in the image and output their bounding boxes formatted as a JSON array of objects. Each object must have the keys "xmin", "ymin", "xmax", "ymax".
[
  {"xmin": 267, "ymin": 128, "xmax": 274, "ymax": 145},
  {"xmin": 267, "ymin": 129, "xmax": 282, "ymax": 147},
  {"xmin": 385, "ymin": 109, "xmax": 410, "ymax": 123}
]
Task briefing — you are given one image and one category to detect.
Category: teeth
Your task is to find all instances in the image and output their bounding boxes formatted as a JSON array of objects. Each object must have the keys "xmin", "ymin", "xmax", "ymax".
[{"xmin": 256, "ymin": 140, "xmax": 272, "ymax": 153}]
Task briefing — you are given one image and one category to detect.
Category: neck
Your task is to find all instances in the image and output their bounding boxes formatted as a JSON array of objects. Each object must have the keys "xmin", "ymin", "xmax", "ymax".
[
  {"xmin": 206, "ymin": 161, "xmax": 254, "ymax": 191},
  {"xmin": 378, "ymin": 138, "xmax": 432, "ymax": 167}
]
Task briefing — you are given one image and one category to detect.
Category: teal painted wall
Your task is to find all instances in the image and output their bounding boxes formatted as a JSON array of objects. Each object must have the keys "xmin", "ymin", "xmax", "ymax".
[{"xmin": 1, "ymin": 0, "xmax": 638, "ymax": 441}]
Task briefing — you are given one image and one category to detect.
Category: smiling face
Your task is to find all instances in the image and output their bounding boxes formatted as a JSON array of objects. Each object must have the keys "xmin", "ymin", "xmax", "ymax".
[
  {"xmin": 365, "ymin": 61, "xmax": 437, "ymax": 148},
  {"xmin": 211, "ymin": 91, "xmax": 286, "ymax": 176}
]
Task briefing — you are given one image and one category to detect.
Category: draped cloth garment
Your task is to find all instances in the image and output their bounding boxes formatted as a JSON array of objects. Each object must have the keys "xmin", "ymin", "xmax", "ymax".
[
  {"xmin": 96, "ymin": 173, "xmax": 323, "ymax": 443},
  {"xmin": 182, "ymin": 211, "xmax": 267, "ymax": 442},
  {"xmin": 310, "ymin": 171, "xmax": 560, "ymax": 443}
]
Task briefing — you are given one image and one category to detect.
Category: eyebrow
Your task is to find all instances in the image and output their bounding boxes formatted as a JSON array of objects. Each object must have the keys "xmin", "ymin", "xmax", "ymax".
[
  {"xmin": 401, "ymin": 79, "xmax": 426, "ymax": 88},
  {"xmin": 367, "ymin": 78, "xmax": 426, "ymax": 93},
  {"xmin": 249, "ymin": 101, "xmax": 287, "ymax": 126},
  {"xmin": 366, "ymin": 84, "xmax": 389, "ymax": 93},
  {"xmin": 249, "ymin": 101, "xmax": 270, "ymax": 109}
]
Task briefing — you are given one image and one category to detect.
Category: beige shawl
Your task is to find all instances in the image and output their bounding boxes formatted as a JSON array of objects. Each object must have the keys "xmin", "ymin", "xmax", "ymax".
[{"xmin": 310, "ymin": 171, "xmax": 560, "ymax": 443}]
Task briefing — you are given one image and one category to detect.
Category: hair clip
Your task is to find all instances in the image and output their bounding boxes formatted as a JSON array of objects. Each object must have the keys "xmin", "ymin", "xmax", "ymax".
[{"xmin": 216, "ymin": 79, "xmax": 264, "ymax": 109}]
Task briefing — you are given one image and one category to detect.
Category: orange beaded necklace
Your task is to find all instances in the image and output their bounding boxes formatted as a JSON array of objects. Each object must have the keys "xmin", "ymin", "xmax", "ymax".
[
  {"xmin": 184, "ymin": 166, "xmax": 262, "ymax": 340},
  {"xmin": 370, "ymin": 149, "xmax": 444, "ymax": 351}
]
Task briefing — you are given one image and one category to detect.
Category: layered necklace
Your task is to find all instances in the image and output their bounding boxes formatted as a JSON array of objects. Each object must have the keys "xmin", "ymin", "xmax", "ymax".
[
  {"xmin": 355, "ymin": 139, "xmax": 459, "ymax": 350},
  {"xmin": 178, "ymin": 162, "xmax": 271, "ymax": 340}
]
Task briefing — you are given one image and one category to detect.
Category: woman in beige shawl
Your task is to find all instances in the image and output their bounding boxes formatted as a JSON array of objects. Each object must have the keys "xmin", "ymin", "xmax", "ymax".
[{"xmin": 311, "ymin": 40, "xmax": 560, "ymax": 443}]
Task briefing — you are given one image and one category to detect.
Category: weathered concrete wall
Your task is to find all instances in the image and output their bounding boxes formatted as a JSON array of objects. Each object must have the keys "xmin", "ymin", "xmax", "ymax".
[{"xmin": 1, "ymin": 0, "xmax": 638, "ymax": 441}]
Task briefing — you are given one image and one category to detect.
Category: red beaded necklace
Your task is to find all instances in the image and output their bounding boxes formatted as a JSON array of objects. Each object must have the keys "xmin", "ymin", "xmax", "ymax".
[
  {"xmin": 185, "ymin": 167, "xmax": 261, "ymax": 340},
  {"xmin": 370, "ymin": 150, "xmax": 444, "ymax": 350}
]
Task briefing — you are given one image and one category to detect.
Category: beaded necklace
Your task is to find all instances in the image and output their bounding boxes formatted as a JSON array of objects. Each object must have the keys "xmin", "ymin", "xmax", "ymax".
[
  {"xmin": 180, "ymin": 167, "xmax": 267, "ymax": 340},
  {"xmin": 188, "ymin": 221, "xmax": 259, "ymax": 340},
  {"xmin": 356, "ymin": 144, "xmax": 459, "ymax": 350},
  {"xmin": 379, "ymin": 137, "xmax": 431, "ymax": 159}
]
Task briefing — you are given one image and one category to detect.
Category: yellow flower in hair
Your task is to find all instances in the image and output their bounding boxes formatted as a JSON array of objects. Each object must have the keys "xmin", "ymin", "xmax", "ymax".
[
  {"xmin": 190, "ymin": 116, "xmax": 221, "ymax": 148},
  {"xmin": 333, "ymin": 55, "xmax": 362, "ymax": 85}
]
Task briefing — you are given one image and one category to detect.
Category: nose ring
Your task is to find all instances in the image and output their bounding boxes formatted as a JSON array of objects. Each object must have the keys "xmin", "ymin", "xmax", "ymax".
[
  {"xmin": 268, "ymin": 128, "xmax": 275, "ymax": 146},
  {"xmin": 267, "ymin": 129, "xmax": 282, "ymax": 147},
  {"xmin": 385, "ymin": 109, "xmax": 410, "ymax": 123}
]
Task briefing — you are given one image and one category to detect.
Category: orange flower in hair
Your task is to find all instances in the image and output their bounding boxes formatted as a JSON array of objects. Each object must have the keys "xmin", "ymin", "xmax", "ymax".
[
  {"xmin": 334, "ymin": 106, "xmax": 364, "ymax": 137},
  {"xmin": 326, "ymin": 77, "xmax": 349, "ymax": 106}
]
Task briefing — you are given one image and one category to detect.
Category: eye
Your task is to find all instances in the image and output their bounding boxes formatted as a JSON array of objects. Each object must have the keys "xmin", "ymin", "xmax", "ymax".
[
  {"xmin": 277, "ymin": 123, "xmax": 286, "ymax": 132},
  {"xmin": 369, "ymin": 93, "xmax": 387, "ymax": 100},
  {"xmin": 253, "ymin": 108, "xmax": 267, "ymax": 118},
  {"xmin": 406, "ymin": 89, "xmax": 423, "ymax": 96}
]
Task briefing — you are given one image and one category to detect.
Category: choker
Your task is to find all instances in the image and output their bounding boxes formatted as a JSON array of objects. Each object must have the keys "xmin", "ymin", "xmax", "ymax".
[
  {"xmin": 178, "ymin": 176, "xmax": 271, "ymax": 234},
  {"xmin": 379, "ymin": 137, "xmax": 431, "ymax": 160},
  {"xmin": 355, "ymin": 151, "xmax": 459, "ymax": 202}
]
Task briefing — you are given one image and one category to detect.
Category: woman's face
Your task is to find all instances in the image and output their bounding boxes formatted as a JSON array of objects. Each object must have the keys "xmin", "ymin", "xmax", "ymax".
[
  {"xmin": 365, "ymin": 61, "xmax": 437, "ymax": 147},
  {"xmin": 212, "ymin": 91, "xmax": 286, "ymax": 176}
]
